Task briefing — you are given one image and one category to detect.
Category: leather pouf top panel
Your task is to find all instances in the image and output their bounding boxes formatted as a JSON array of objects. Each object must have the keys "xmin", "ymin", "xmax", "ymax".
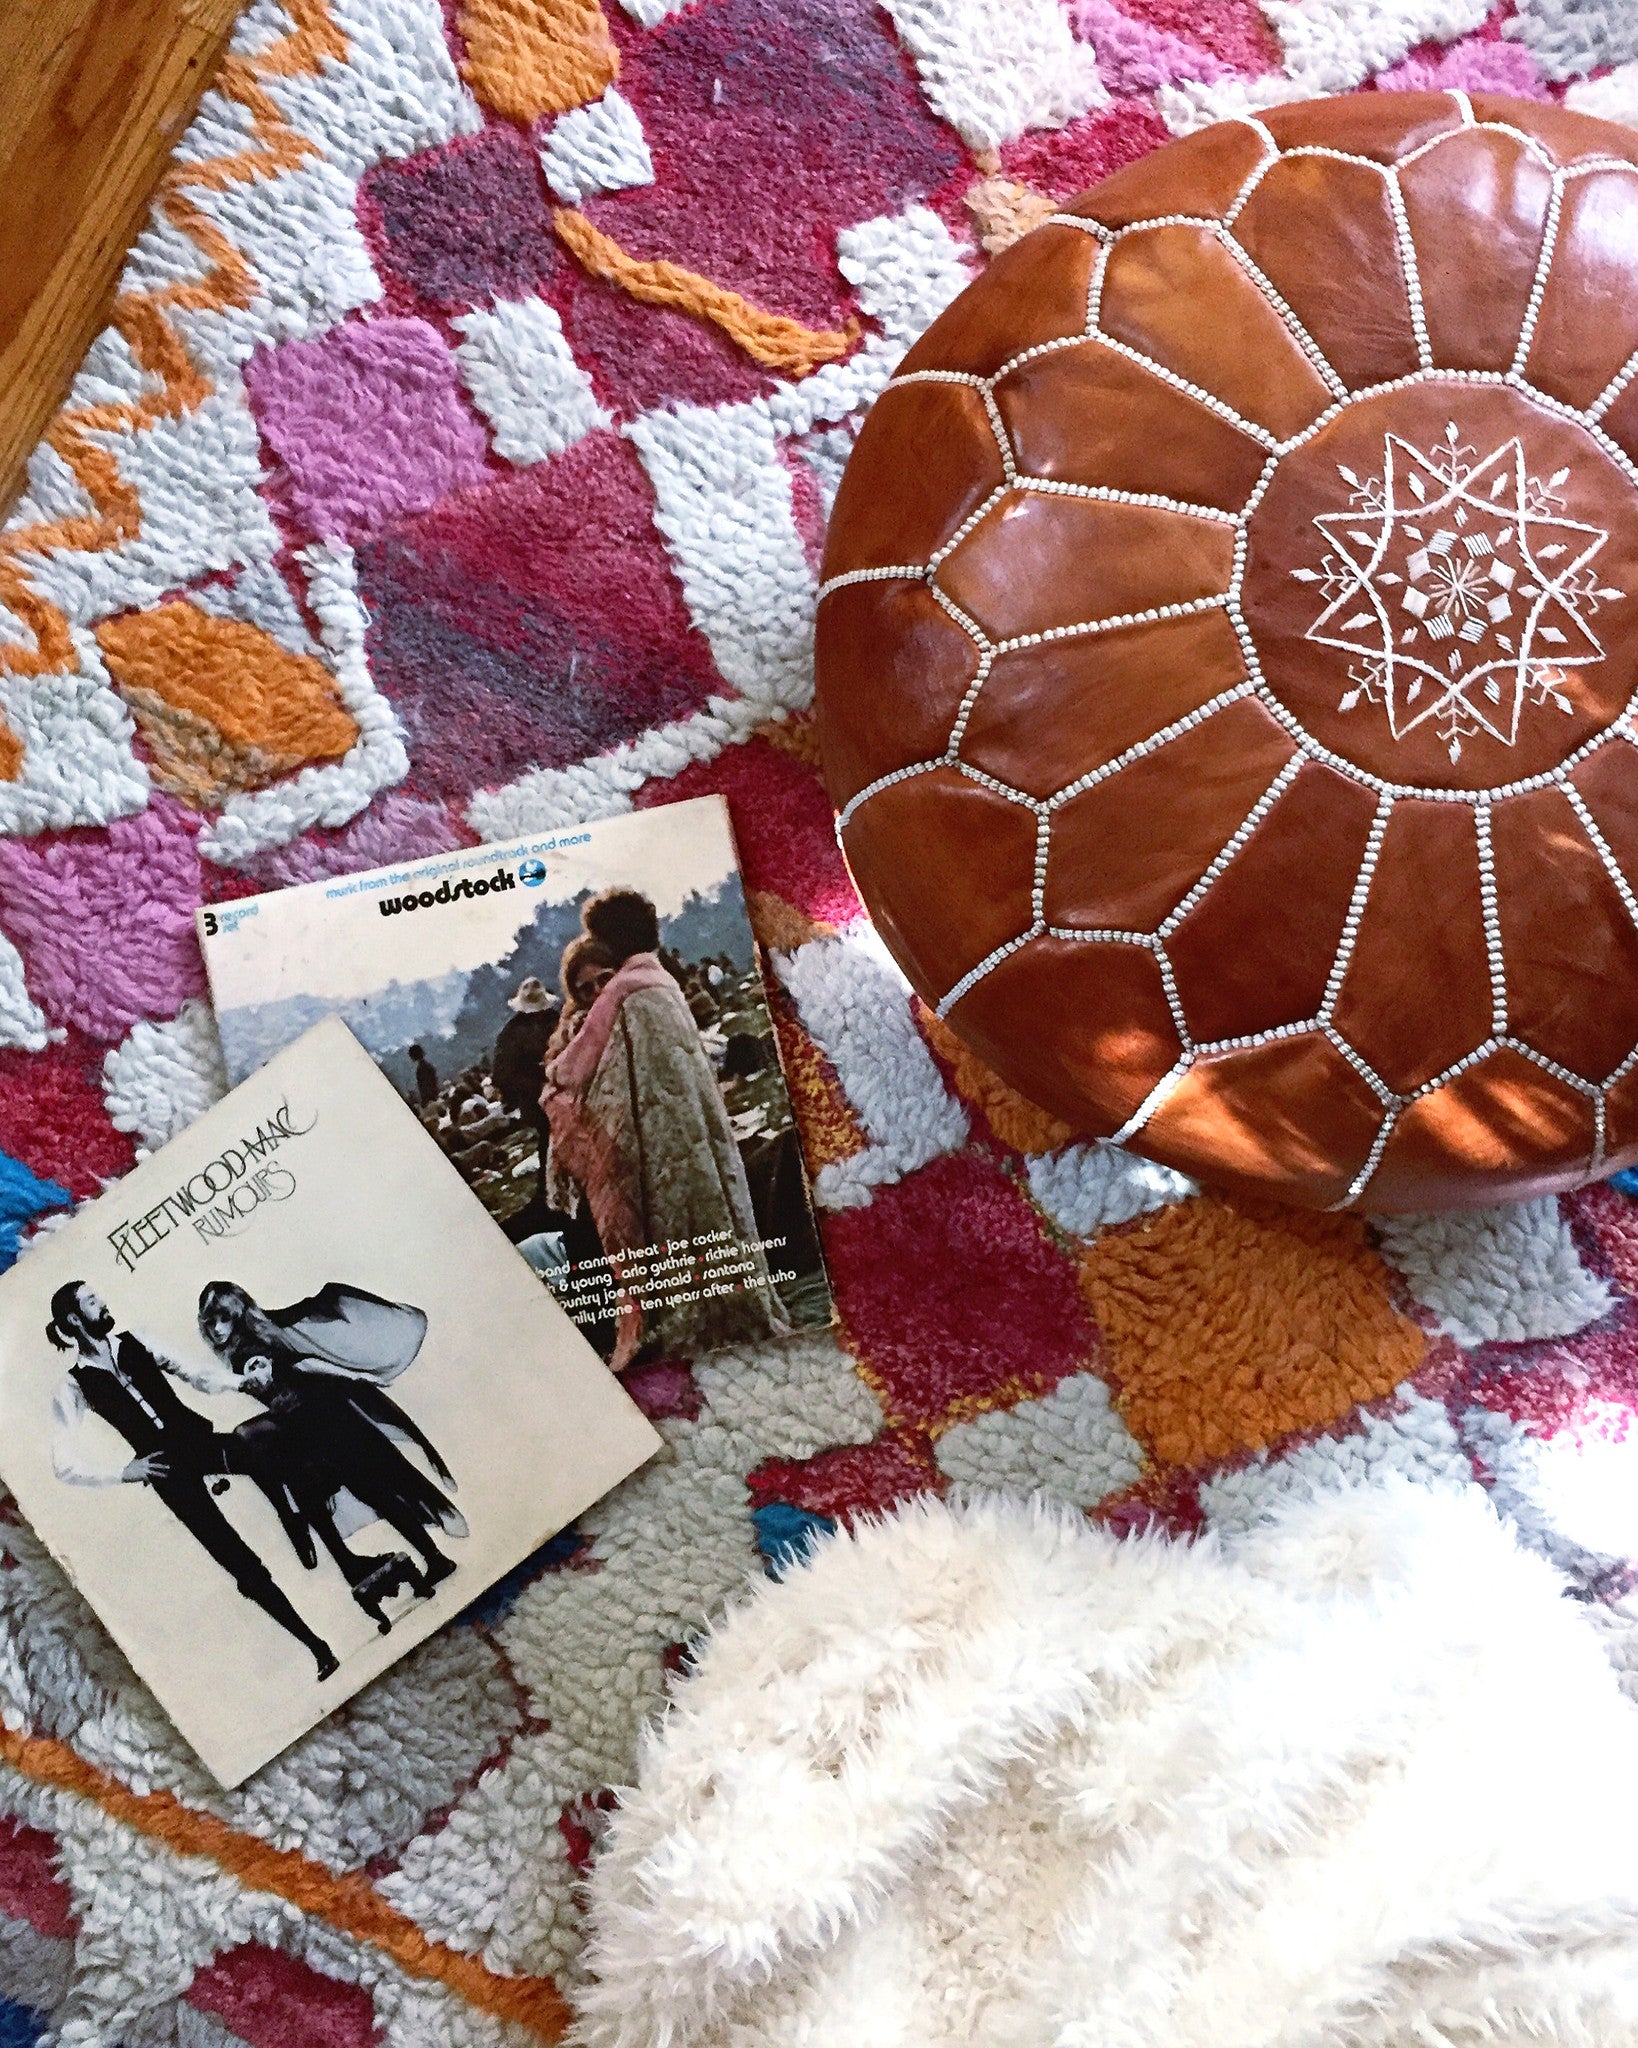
[{"xmin": 815, "ymin": 90, "xmax": 1638, "ymax": 1214}]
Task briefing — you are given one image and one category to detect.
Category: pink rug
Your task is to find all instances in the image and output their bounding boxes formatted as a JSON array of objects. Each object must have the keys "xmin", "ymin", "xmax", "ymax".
[{"xmin": 0, "ymin": 1, "xmax": 1636, "ymax": 2040}]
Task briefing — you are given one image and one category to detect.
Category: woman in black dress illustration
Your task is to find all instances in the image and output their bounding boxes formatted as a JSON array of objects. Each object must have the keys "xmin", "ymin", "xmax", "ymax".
[{"xmin": 196, "ymin": 1282, "xmax": 465, "ymax": 1630}]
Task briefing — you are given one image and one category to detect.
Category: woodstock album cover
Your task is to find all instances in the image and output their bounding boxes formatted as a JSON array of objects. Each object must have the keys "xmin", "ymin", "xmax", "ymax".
[
  {"xmin": 198, "ymin": 796, "xmax": 835, "ymax": 1372},
  {"xmin": 0, "ymin": 1020, "xmax": 660, "ymax": 1786}
]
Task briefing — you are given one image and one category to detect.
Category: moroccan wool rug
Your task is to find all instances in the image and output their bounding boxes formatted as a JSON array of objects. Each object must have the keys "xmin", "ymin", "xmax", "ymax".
[{"xmin": 1, "ymin": 0, "xmax": 1637, "ymax": 2041}]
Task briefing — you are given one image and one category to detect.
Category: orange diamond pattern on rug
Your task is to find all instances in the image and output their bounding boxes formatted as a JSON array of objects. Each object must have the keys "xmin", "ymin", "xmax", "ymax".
[{"xmin": 1081, "ymin": 1196, "xmax": 1428, "ymax": 1468}]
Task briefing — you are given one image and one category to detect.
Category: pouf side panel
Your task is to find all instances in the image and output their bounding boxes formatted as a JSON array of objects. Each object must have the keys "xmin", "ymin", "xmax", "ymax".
[
  {"xmin": 1569, "ymin": 741, "xmax": 1638, "ymax": 898},
  {"xmin": 959, "ymin": 608, "xmax": 1250, "ymax": 801},
  {"xmin": 1166, "ymin": 762, "xmax": 1381, "ymax": 1045},
  {"xmin": 1044, "ymin": 700, "xmax": 1296, "ymax": 932},
  {"xmin": 1600, "ymin": 1060, "xmax": 1638, "ymax": 1163},
  {"xmin": 1231, "ymin": 155, "xmax": 1421, "ymax": 391},
  {"xmin": 993, "ymin": 339, "xmax": 1268, "ymax": 513},
  {"xmin": 823, "ymin": 382, "xmax": 1004, "ymax": 578},
  {"xmin": 1261, "ymin": 91, "xmax": 1464, "ymax": 166},
  {"xmin": 815, "ymin": 579, "xmax": 980, "ymax": 809},
  {"xmin": 840, "ymin": 766, "xmax": 1037, "ymax": 1002},
  {"xmin": 1069, "ymin": 120, "xmax": 1267, "ymax": 229},
  {"xmin": 1363, "ymin": 1048, "xmax": 1596, "ymax": 1211},
  {"xmin": 949, "ymin": 937, "xmax": 1182, "ymax": 1136},
  {"xmin": 1523, "ymin": 168, "xmax": 1638, "ymax": 413},
  {"xmin": 1491, "ymin": 784, "xmax": 1638, "ymax": 1082},
  {"xmin": 1131, "ymin": 1034, "xmax": 1385, "ymax": 1208},
  {"xmin": 1398, "ymin": 129, "xmax": 1555, "ymax": 373},
  {"xmin": 1096, "ymin": 223, "xmax": 1333, "ymax": 441},
  {"xmin": 1599, "ymin": 376, "xmax": 1638, "ymax": 471},
  {"xmin": 935, "ymin": 493, "xmax": 1236, "ymax": 642},
  {"xmin": 1330, "ymin": 800, "xmax": 1493, "ymax": 1095},
  {"xmin": 895, "ymin": 226, "xmax": 1093, "ymax": 381},
  {"xmin": 1468, "ymin": 94, "xmax": 1638, "ymax": 173}
]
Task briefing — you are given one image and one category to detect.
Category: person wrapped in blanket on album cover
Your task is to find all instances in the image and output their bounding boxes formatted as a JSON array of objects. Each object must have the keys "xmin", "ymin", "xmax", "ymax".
[{"xmin": 539, "ymin": 888, "xmax": 789, "ymax": 1371}]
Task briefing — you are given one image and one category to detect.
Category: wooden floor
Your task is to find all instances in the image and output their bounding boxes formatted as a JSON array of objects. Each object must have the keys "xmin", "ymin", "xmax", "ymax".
[{"xmin": 0, "ymin": 0, "xmax": 242, "ymax": 523}]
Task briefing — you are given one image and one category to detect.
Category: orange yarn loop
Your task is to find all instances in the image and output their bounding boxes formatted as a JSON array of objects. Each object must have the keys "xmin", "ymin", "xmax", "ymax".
[{"xmin": 553, "ymin": 207, "xmax": 859, "ymax": 377}]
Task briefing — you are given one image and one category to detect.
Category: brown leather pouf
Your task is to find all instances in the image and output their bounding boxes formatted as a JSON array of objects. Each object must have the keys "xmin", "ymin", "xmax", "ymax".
[{"xmin": 815, "ymin": 90, "xmax": 1638, "ymax": 1212}]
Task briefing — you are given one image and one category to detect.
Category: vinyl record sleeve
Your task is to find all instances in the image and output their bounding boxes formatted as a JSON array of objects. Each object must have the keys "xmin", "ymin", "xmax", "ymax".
[
  {"xmin": 196, "ymin": 796, "xmax": 834, "ymax": 1369},
  {"xmin": 0, "ymin": 1019, "xmax": 660, "ymax": 1786}
]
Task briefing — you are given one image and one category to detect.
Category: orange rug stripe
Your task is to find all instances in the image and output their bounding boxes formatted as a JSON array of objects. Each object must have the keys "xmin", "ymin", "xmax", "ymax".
[
  {"xmin": 553, "ymin": 207, "xmax": 857, "ymax": 376},
  {"xmin": 0, "ymin": 0, "xmax": 343, "ymax": 707},
  {"xmin": 0, "ymin": 1722, "xmax": 572, "ymax": 2042}
]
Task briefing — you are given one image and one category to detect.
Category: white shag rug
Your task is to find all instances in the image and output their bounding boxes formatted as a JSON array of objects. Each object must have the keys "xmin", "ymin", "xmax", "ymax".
[{"xmin": 575, "ymin": 1484, "xmax": 1638, "ymax": 2048}]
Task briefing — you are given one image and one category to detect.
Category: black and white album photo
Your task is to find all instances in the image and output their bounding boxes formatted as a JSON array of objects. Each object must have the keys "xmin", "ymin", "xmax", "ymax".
[
  {"xmin": 0, "ymin": 1022, "xmax": 659, "ymax": 1786},
  {"xmin": 49, "ymin": 1277, "xmax": 457, "ymax": 1684}
]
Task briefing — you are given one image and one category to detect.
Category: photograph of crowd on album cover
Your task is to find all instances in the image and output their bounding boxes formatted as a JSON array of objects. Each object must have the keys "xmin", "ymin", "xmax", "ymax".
[{"xmin": 200, "ymin": 799, "xmax": 835, "ymax": 1373}]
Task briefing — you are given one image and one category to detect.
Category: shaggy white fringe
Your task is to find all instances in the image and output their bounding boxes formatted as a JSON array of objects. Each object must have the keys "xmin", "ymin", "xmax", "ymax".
[{"xmin": 574, "ymin": 1483, "xmax": 1638, "ymax": 2047}]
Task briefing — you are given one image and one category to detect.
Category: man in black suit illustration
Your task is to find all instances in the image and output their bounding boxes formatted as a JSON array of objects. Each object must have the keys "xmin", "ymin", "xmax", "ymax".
[{"xmin": 47, "ymin": 1282, "xmax": 339, "ymax": 1682}]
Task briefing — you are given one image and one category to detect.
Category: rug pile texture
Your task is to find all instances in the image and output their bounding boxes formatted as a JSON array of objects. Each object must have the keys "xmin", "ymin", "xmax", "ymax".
[{"xmin": 1, "ymin": 0, "xmax": 1638, "ymax": 2042}]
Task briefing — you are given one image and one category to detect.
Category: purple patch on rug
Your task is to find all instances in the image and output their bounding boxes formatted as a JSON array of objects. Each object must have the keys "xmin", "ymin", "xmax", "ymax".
[
  {"xmin": 622, "ymin": 1360, "xmax": 703, "ymax": 1420},
  {"xmin": 1067, "ymin": 0, "xmax": 1229, "ymax": 91},
  {"xmin": 224, "ymin": 791, "xmax": 469, "ymax": 893},
  {"xmin": 356, "ymin": 431, "xmax": 721, "ymax": 799},
  {"xmin": 245, "ymin": 317, "xmax": 488, "ymax": 539},
  {"xmin": 570, "ymin": 0, "xmax": 961, "ymax": 413},
  {"xmin": 362, "ymin": 124, "xmax": 564, "ymax": 313},
  {"xmin": 0, "ymin": 799, "xmax": 205, "ymax": 1042},
  {"xmin": 1378, "ymin": 38, "xmax": 1549, "ymax": 98}
]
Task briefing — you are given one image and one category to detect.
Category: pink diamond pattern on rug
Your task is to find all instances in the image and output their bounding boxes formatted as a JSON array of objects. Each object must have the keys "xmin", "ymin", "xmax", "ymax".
[
  {"xmin": 1068, "ymin": 0, "xmax": 1232, "ymax": 94},
  {"xmin": 635, "ymin": 736, "xmax": 859, "ymax": 927},
  {"xmin": 997, "ymin": 100, "xmax": 1175, "ymax": 210},
  {"xmin": 358, "ymin": 430, "xmax": 722, "ymax": 793},
  {"xmin": 539, "ymin": 0, "xmax": 964, "ymax": 416},
  {"xmin": 185, "ymin": 1945, "xmax": 379, "ymax": 2048},
  {"xmin": 822, "ymin": 1151, "xmax": 1097, "ymax": 1435},
  {"xmin": 0, "ymin": 1820, "xmax": 75, "ymax": 1939},
  {"xmin": 1107, "ymin": 0, "xmax": 1281, "ymax": 72},
  {"xmin": 1379, "ymin": 38, "xmax": 1550, "ymax": 98},
  {"xmin": 246, "ymin": 318, "xmax": 490, "ymax": 539},
  {"xmin": 0, "ymin": 1035, "xmax": 137, "ymax": 1199},
  {"xmin": 0, "ymin": 800, "xmax": 205, "ymax": 1042},
  {"xmin": 748, "ymin": 1436, "xmax": 937, "ymax": 1523},
  {"xmin": 592, "ymin": 0, "xmax": 965, "ymax": 335}
]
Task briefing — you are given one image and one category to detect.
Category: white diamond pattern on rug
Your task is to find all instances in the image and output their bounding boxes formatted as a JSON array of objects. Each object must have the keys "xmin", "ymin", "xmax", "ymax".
[
  {"xmin": 539, "ymin": 88, "xmax": 655, "ymax": 205},
  {"xmin": 453, "ymin": 298, "xmax": 611, "ymax": 465}
]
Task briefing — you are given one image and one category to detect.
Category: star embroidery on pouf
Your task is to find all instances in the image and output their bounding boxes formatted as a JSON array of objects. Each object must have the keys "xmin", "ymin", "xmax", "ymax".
[{"xmin": 1294, "ymin": 423, "xmax": 1622, "ymax": 761}]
